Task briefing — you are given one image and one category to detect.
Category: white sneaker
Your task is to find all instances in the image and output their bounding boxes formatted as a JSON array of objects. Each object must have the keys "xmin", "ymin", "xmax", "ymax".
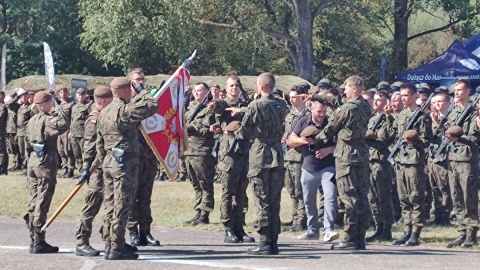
[
  {"xmin": 324, "ymin": 230, "xmax": 339, "ymax": 242},
  {"xmin": 297, "ymin": 229, "xmax": 320, "ymax": 240}
]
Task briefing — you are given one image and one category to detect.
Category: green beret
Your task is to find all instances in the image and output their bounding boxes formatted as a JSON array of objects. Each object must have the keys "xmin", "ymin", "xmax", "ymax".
[
  {"xmin": 300, "ymin": 126, "xmax": 319, "ymax": 138},
  {"xmin": 94, "ymin": 86, "xmax": 113, "ymax": 98},
  {"xmin": 33, "ymin": 91, "xmax": 52, "ymax": 104},
  {"xmin": 446, "ymin": 126, "xmax": 464, "ymax": 137},
  {"xmin": 110, "ymin": 77, "xmax": 131, "ymax": 90}
]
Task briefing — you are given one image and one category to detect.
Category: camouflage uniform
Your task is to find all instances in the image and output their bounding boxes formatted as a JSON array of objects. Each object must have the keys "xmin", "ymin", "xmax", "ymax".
[
  {"xmin": 393, "ymin": 108, "xmax": 432, "ymax": 234},
  {"xmin": 6, "ymin": 102, "xmax": 20, "ymax": 169},
  {"xmin": 17, "ymin": 103, "xmax": 34, "ymax": 169},
  {"xmin": 234, "ymin": 95, "xmax": 287, "ymax": 245},
  {"xmin": 96, "ymin": 91, "xmax": 158, "ymax": 250},
  {"xmin": 75, "ymin": 110, "xmax": 102, "ymax": 245},
  {"xmin": 184, "ymin": 100, "xmax": 217, "ymax": 216},
  {"xmin": 70, "ymin": 101, "xmax": 92, "ymax": 172},
  {"xmin": 283, "ymin": 108, "xmax": 308, "ymax": 228},
  {"xmin": 57, "ymin": 99, "xmax": 74, "ymax": 172},
  {"xmin": 0, "ymin": 101, "xmax": 7, "ymax": 174},
  {"xmin": 312, "ymin": 95, "xmax": 371, "ymax": 246},
  {"xmin": 213, "ymin": 98, "xmax": 250, "ymax": 234},
  {"xmin": 24, "ymin": 108, "xmax": 69, "ymax": 242},
  {"xmin": 390, "ymin": 112, "xmax": 402, "ymax": 221}
]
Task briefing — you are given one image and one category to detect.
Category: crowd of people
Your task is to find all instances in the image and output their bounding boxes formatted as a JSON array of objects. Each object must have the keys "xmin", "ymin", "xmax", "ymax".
[{"xmin": 0, "ymin": 70, "xmax": 479, "ymax": 260}]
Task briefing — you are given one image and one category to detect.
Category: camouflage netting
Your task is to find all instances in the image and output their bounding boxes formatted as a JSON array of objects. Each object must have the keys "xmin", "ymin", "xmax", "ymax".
[{"xmin": 6, "ymin": 74, "xmax": 312, "ymax": 95}]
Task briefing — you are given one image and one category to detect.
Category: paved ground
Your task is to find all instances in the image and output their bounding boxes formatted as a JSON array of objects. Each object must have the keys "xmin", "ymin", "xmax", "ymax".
[{"xmin": 0, "ymin": 217, "xmax": 478, "ymax": 270}]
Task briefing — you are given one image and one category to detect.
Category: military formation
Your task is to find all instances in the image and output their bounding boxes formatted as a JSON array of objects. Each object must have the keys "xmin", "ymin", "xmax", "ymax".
[{"xmin": 1, "ymin": 71, "xmax": 480, "ymax": 260}]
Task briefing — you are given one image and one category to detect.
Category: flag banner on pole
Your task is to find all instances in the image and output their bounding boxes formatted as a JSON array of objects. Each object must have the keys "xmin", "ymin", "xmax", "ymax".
[
  {"xmin": 43, "ymin": 42, "xmax": 56, "ymax": 91},
  {"xmin": 140, "ymin": 67, "xmax": 190, "ymax": 180},
  {"xmin": 1, "ymin": 44, "xmax": 6, "ymax": 92}
]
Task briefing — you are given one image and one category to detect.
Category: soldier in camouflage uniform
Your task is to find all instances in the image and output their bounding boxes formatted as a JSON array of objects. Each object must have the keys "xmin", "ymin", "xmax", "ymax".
[
  {"xmin": 24, "ymin": 91, "xmax": 69, "ymax": 253},
  {"xmin": 184, "ymin": 83, "xmax": 217, "ymax": 225},
  {"xmin": 389, "ymin": 91, "xmax": 404, "ymax": 222},
  {"xmin": 5, "ymin": 94, "xmax": 20, "ymax": 171},
  {"xmin": 127, "ymin": 68, "xmax": 161, "ymax": 247},
  {"xmin": 232, "ymin": 73, "xmax": 287, "ymax": 255},
  {"xmin": 70, "ymin": 88, "xmax": 92, "ymax": 173},
  {"xmin": 390, "ymin": 84, "xmax": 432, "ymax": 247},
  {"xmin": 208, "ymin": 75, "xmax": 255, "ymax": 243},
  {"xmin": 14, "ymin": 89, "xmax": 33, "ymax": 175},
  {"xmin": 96, "ymin": 78, "xmax": 158, "ymax": 260},
  {"xmin": 74, "ymin": 86, "xmax": 113, "ymax": 257},
  {"xmin": 440, "ymin": 79, "xmax": 480, "ymax": 248},
  {"xmin": 306, "ymin": 76, "xmax": 371, "ymax": 250},
  {"xmin": 0, "ymin": 91, "xmax": 7, "ymax": 175},
  {"xmin": 57, "ymin": 87, "xmax": 75, "ymax": 178},
  {"xmin": 365, "ymin": 91, "xmax": 395, "ymax": 242},
  {"xmin": 282, "ymin": 85, "xmax": 309, "ymax": 231}
]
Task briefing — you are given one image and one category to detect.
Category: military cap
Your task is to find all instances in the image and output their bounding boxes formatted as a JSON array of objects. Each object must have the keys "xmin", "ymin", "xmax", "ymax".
[
  {"xmin": 273, "ymin": 89, "xmax": 283, "ymax": 96},
  {"xmin": 365, "ymin": 130, "xmax": 377, "ymax": 140},
  {"xmin": 225, "ymin": 121, "xmax": 242, "ymax": 132},
  {"xmin": 377, "ymin": 81, "xmax": 390, "ymax": 90},
  {"xmin": 367, "ymin": 88, "xmax": 377, "ymax": 94},
  {"xmin": 76, "ymin": 88, "xmax": 86, "ymax": 95},
  {"xmin": 317, "ymin": 78, "xmax": 331, "ymax": 88},
  {"xmin": 110, "ymin": 77, "xmax": 131, "ymax": 90},
  {"xmin": 16, "ymin": 88, "xmax": 27, "ymax": 96},
  {"xmin": 402, "ymin": 130, "xmax": 420, "ymax": 141},
  {"xmin": 33, "ymin": 91, "xmax": 52, "ymax": 104},
  {"xmin": 416, "ymin": 83, "xmax": 430, "ymax": 94},
  {"xmin": 94, "ymin": 85, "xmax": 113, "ymax": 98},
  {"xmin": 434, "ymin": 86, "xmax": 448, "ymax": 95},
  {"xmin": 390, "ymin": 81, "xmax": 403, "ymax": 91},
  {"xmin": 446, "ymin": 126, "xmax": 464, "ymax": 137},
  {"xmin": 300, "ymin": 126, "xmax": 319, "ymax": 138}
]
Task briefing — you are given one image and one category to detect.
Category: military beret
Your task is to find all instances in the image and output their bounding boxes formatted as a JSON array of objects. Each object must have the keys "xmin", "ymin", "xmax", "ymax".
[
  {"xmin": 365, "ymin": 130, "xmax": 377, "ymax": 140},
  {"xmin": 417, "ymin": 83, "xmax": 430, "ymax": 94},
  {"xmin": 402, "ymin": 130, "xmax": 420, "ymax": 141},
  {"xmin": 110, "ymin": 77, "xmax": 131, "ymax": 90},
  {"xmin": 94, "ymin": 85, "xmax": 113, "ymax": 98},
  {"xmin": 300, "ymin": 126, "xmax": 319, "ymax": 138},
  {"xmin": 446, "ymin": 126, "xmax": 464, "ymax": 137},
  {"xmin": 33, "ymin": 91, "xmax": 52, "ymax": 104},
  {"xmin": 76, "ymin": 88, "xmax": 86, "ymax": 95},
  {"xmin": 317, "ymin": 78, "xmax": 331, "ymax": 88},
  {"xmin": 390, "ymin": 81, "xmax": 404, "ymax": 91},
  {"xmin": 377, "ymin": 81, "xmax": 390, "ymax": 90},
  {"xmin": 225, "ymin": 121, "xmax": 242, "ymax": 132}
]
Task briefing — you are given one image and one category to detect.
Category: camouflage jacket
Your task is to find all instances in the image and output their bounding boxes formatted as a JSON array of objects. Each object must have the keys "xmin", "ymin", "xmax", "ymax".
[
  {"xmin": 366, "ymin": 112, "xmax": 394, "ymax": 161},
  {"xmin": 26, "ymin": 110, "xmax": 69, "ymax": 154},
  {"xmin": 234, "ymin": 94, "xmax": 288, "ymax": 177},
  {"xmin": 392, "ymin": 107, "xmax": 432, "ymax": 164},
  {"xmin": 6, "ymin": 100, "xmax": 20, "ymax": 134},
  {"xmin": 184, "ymin": 100, "xmax": 216, "ymax": 156},
  {"xmin": 283, "ymin": 107, "xmax": 310, "ymax": 162},
  {"xmin": 313, "ymin": 95, "xmax": 371, "ymax": 165},
  {"xmin": 70, "ymin": 101, "xmax": 93, "ymax": 137},
  {"xmin": 16, "ymin": 104, "xmax": 34, "ymax": 136},
  {"xmin": 0, "ymin": 102, "xmax": 7, "ymax": 137},
  {"xmin": 57, "ymin": 99, "xmax": 74, "ymax": 125},
  {"xmin": 96, "ymin": 91, "xmax": 159, "ymax": 166},
  {"xmin": 81, "ymin": 110, "xmax": 100, "ymax": 171}
]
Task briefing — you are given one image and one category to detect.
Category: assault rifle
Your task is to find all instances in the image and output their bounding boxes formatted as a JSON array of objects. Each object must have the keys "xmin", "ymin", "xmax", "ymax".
[
  {"xmin": 387, "ymin": 92, "xmax": 434, "ymax": 165},
  {"xmin": 433, "ymin": 103, "xmax": 454, "ymax": 136},
  {"xmin": 282, "ymin": 107, "xmax": 309, "ymax": 153},
  {"xmin": 238, "ymin": 79, "xmax": 252, "ymax": 104},
  {"xmin": 433, "ymin": 93, "xmax": 480, "ymax": 162},
  {"xmin": 369, "ymin": 112, "xmax": 385, "ymax": 132},
  {"xmin": 187, "ymin": 93, "xmax": 210, "ymax": 123}
]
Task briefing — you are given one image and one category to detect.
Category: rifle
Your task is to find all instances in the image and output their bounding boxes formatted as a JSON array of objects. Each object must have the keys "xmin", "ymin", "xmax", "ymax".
[
  {"xmin": 433, "ymin": 103, "xmax": 454, "ymax": 135},
  {"xmin": 369, "ymin": 112, "xmax": 385, "ymax": 132},
  {"xmin": 237, "ymin": 78, "xmax": 252, "ymax": 104},
  {"xmin": 283, "ymin": 107, "xmax": 309, "ymax": 153},
  {"xmin": 433, "ymin": 94, "xmax": 480, "ymax": 162},
  {"xmin": 387, "ymin": 92, "xmax": 434, "ymax": 165},
  {"xmin": 187, "ymin": 93, "xmax": 210, "ymax": 123}
]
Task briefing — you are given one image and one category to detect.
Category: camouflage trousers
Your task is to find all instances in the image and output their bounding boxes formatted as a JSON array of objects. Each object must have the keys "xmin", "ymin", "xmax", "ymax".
[
  {"xmin": 57, "ymin": 133, "xmax": 74, "ymax": 170},
  {"xmin": 336, "ymin": 162, "xmax": 370, "ymax": 240},
  {"xmin": 17, "ymin": 135, "xmax": 27, "ymax": 168},
  {"xmin": 448, "ymin": 160, "xmax": 479, "ymax": 231},
  {"xmin": 219, "ymin": 155, "xmax": 249, "ymax": 232},
  {"xmin": 284, "ymin": 161, "xmax": 306, "ymax": 226},
  {"xmin": 75, "ymin": 169, "xmax": 104, "ymax": 245},
  {"xmin": 6, "ymin": 133, "xmax": 21, "ymax": 168},
  {"xmin": 24, "ymin": 153, "xmax": 58, "ymax": 241},
  {"xmin": 368, "ymin": 159, "xmax": 394, "ymax": 226},
  {"xmin": 427, "ymin": 158, "xmax": 453, "ymax": 220},
  {"xmin": 127, "ymin": 156, "xmax": 157, "ymax": 232},
  {"xmin": 395, "ymin": 162, "xmax": 427, "ymax": 232},
  {"xmin": 391, "ymin": 175, "xmax": 402, "ymax": 221},
  {"xmin": 185, "ymin": 155, "xmax": 215, "ymax": 213},
  {"xmin": 250, "ymin": 167, "xmax": 285, "ymax": 243},
  {"xmin": 0, "ymin": 137, "xmax": 7, "ymax": 173},
  {"xmin": 101, "ymin": 156, "xmax": 139, "ymax": 250},
  {"xmin": 71, "ymin": 137, "xmax": 84, "ymax": 172}
]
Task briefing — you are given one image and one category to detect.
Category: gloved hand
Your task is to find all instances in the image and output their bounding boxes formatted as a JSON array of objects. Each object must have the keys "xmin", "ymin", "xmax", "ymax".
[{"xmin": 76, "ymin": 169, "xmax": 90, "ymax": 185}]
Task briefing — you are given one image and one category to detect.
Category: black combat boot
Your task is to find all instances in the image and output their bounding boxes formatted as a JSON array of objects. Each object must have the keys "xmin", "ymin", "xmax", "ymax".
[
  {"xmin": 461, "ymin": 229, "xmax": 477, "ymax": 248},
  {"xmin": 106, "ymin": 247, "xmax": 138, "ymax": 260},
  {"xmin": 405, "ymin": 227, "xmax": 422, "ymax": 246},
  {"xmin": 191, "ymin": 212, "xmax": 209, "ymax": 225},
  {"xmin": 392, "ymin": 230, "xmax": 412, "ymax": 245},
  {"xmin": 224, "ymin": 231, "xmax": 240, "ymax": 243},
  {"xmin": 439, "ymin": 213, "xmax": 451, "ymax": 227},
  {"xmin": 377, "ymin": 223, "xmax": 393, "ymax": 241},
  {"xmin": 246, "ymin": 242, "xmax": 272, "ymax": 255},
  {"xmin": 32, "ymin": 240, "xmax": 59, "ymax": 254},
  {"xmin": 366, "ymin": 222, "xmax": 384, "ymax": 242},
  {"xmin": 271, "ymin": 235, "xmax": 279, "ymax": 255},
  {"xmin": 235, "ymin": 229, "xmax": 255, "ymax": 243},
  {"xmin": 59, "ymin": 168, "xmax": 69, "ymax": 178},
  {"xmin": 29, "ymin": 237, "xmax": 34, "ymax": 253},
  {"xmin": 185, "ymin": 211, "xmax": 201, "ymax": 224},
  {"xmin": 172, "ymin": 172, "xmax": 185, "ymax": 182},
  {"xmin": 65, "ymin": 169, "xmax": 74, "ymax": 178},
  {"xmin": 140, "ymin": 231, "xmax": 160, "ymax": 246},
  {"xmin": 104, "ymin": 243, "xmax": 111, "ymax": 259},
  {"xmin": 447, "ymin": 232, "xmax": 466, "ymax": 248},
  {"xmin": 331, "ymin": 237, "xmax": 358, "ymax": 250},
  {"xmin": 129, "ymin": 228, "xmax": 141, "ymax": 247},
  {"xmin": 76, "ymin": 244, "xmax": 100, "ymax": 256},
  {"xmin": 124, "ymin": 243, "xmax": 138, "ymax": 252},
  {"xmin": 357, "ymin": 228, "xmax": 366, "ymax": 250}
]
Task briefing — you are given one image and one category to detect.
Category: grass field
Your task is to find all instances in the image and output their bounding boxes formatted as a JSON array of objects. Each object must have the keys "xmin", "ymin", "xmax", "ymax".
[{"xmin": 0, "ymin": 171, "xmax": 472, "ymax": 250}]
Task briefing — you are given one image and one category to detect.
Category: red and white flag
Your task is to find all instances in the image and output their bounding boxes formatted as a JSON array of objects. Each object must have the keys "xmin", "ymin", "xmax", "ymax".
[{"xmin": 140, "ymin": 67, "xmax": 190, "ymax": 179}]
